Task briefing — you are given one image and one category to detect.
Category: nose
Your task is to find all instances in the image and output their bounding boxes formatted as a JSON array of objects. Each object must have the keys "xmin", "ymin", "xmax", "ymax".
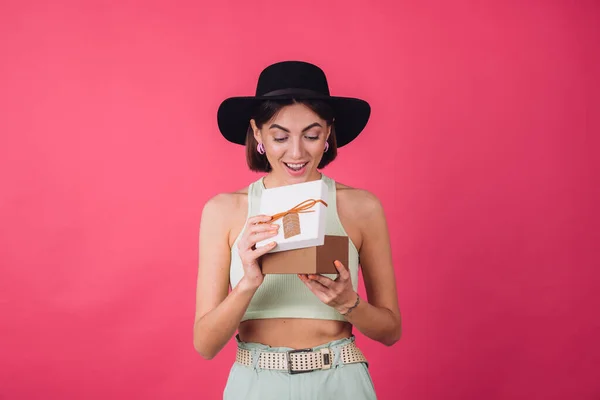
[{"xmin": 289, "ymin": 137, "xmax": 303, "ymax": 159}]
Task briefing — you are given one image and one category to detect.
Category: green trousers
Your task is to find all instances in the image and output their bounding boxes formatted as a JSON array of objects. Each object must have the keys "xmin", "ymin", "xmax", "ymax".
[{"xmin": 223, "ymin": 335, "xmax": 378, "ymax": 400}]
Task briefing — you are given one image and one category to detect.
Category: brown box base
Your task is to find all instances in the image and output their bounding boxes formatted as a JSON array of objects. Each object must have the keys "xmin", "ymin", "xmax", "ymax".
[{"xmin": 261, "ymin": 235, "xmax": 349, "ymax": 274}]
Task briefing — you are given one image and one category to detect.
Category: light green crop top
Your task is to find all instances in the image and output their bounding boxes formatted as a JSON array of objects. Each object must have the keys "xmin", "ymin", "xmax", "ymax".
[{"xmin": 229, "ymin": 173, "xmax": 360, "ymax": 322}]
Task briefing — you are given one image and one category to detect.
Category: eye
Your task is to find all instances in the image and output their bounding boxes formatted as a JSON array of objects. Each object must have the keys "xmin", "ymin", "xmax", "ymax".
[
  {"xmin": 305, "ymin": 133, "xmax": 320, "ymax": 140},
  {"xmin": 273, "ymin": 137, "xmax": 287, "ymax": 142}
]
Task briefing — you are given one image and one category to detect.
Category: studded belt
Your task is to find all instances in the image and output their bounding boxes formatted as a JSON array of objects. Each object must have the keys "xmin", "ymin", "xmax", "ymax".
[{"xmin": 235, "ymin": 341, "xmax": 368, "ymax": 374}]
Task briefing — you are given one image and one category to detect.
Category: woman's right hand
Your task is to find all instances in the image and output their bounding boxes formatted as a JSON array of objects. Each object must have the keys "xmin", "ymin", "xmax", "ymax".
[{"xmin": 236, "ymin": 215, "xmax": 279, "ymax": 290}]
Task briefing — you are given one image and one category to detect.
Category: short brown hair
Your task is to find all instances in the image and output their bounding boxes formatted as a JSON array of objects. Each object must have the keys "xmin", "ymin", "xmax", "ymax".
[{"xmin": 245, "ymin": 99, "xmax": 338, "ymax": 172}]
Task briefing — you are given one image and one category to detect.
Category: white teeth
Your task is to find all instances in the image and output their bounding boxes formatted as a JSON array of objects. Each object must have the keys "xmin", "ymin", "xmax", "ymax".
[{"xmin": 285, "ymin": 162, "xmax": 307, "ymax": 170}]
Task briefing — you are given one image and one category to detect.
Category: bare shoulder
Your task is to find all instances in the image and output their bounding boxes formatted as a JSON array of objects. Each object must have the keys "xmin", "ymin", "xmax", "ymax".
[
  {"xmin": 200, "ymin": 185, "xmax": 249, "ymax": 245},
  {"xmin": 333, "ymin": 180, "xmax": 386, "ymax": 252},
  {"xmin": 335, "ymin": 181, "xmax": 384, "ymax": 220},
  {"xmin": 202, "ymin": 186, "xmax": 248, "ymax": 216}
]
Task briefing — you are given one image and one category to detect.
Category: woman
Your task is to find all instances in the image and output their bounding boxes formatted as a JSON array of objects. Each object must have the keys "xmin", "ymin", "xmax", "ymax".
[{"xmin": 194, "ymin": 61, "xmax": 401, "ymax": 399}]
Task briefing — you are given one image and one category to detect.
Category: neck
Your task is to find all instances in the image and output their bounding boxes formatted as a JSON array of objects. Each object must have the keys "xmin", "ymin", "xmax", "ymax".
[{"xmin": 263, "ymin": 170, "xmax": 323, "ymax": 189}]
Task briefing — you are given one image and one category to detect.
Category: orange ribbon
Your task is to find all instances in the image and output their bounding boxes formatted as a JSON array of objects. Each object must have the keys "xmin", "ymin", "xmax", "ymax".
[{"xmin": 268, "ymin": 199, "xmax": 328, "ymax": 223}]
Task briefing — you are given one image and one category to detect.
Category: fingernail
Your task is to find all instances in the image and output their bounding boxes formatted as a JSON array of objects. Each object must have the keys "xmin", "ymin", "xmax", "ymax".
[{"xmin": 271, "ymin": 225, "xmax": 279, "ymax": 229}]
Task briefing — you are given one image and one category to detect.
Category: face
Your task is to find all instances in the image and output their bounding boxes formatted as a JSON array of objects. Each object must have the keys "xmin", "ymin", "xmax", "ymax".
[{"xmin": 251, "ymin": 103, "xmax": 330, "ymax": 183}]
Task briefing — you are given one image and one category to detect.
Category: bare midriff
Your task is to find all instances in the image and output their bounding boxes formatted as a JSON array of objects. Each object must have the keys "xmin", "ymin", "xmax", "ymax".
[{"xmin": 238, "ymin": 319, "xmax": 353, "ymax": 349}]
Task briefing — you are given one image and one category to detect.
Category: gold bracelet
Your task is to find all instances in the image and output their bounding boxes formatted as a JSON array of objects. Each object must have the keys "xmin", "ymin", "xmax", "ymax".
[{"xmin": 340, "ymin": 294, "xmax": 360, "ymax": 316}]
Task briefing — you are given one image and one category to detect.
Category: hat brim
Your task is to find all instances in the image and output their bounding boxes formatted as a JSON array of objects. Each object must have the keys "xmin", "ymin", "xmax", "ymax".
[{"xmin": 217, "ymin": 94, "xmax": 370, "ymax": 148}]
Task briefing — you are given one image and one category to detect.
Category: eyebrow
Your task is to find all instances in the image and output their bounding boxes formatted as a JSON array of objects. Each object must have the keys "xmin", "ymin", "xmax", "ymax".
[{"xmin": 269, "ymin": 122, "xmax": 322, "ymax": 133}]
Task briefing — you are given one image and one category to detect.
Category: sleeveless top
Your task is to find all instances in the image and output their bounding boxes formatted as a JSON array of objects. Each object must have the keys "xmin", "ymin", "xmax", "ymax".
[{"xmin": 229, "ymin": 173, "xmax": 360, "ymax": 322}]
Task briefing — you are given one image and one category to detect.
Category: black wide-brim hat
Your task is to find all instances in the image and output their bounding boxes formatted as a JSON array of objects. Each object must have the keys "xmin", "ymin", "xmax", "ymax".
[{"xmin": 217, "ymin": 61, "xmax": 371, "ymax": 147}]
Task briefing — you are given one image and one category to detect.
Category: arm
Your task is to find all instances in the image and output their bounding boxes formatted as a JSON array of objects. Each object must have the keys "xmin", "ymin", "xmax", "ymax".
[
  {"xmin": 342, "ymin": 192, "xmax": 402, "ymax": 346},
  {"xmin": 299, "ymin": 191, "xmax": 401, "ymax": 346},
  {"xmin": 192, "ymin": 194, "xmax": 277, "ymax": 360}
]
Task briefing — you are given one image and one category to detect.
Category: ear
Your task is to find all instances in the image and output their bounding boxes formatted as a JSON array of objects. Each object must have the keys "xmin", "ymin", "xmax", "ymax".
[{"xmin": 250, "ymin": 119, "xmax": 261, "ymax": 143}]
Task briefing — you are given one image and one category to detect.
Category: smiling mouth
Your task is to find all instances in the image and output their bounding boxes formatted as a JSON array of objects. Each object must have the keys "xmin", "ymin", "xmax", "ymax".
[{"xmin": 284, "ymin": 162, "xmax": 308, "ymax": 171}]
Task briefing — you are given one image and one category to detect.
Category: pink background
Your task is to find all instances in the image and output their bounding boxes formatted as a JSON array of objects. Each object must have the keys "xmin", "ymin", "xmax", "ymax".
[{"xmin": 1, "ymin": 1, "xmax": 599, "ymax": 399}]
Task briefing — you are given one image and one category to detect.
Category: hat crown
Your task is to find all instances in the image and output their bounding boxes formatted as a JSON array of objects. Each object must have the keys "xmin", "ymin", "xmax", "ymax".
[{"xmin": 255, "ymin": 61, "xmax": 330, "ymax": 97}]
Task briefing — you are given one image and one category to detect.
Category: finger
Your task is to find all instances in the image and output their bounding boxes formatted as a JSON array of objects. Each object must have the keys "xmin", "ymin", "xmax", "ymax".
[
  {"xmin": 248, "ymin": 229, "xmax": 279, "ymax": 246},
  {"xmin": 334, "ymin": 260, "xmax": 350, "ymax": 281},
  {"xmin": 251, "ymin": 241, "xmax": 277, "ymax": 257},
  {"xmin": 298, "ymin": 274, "xmax": 316, "ymax": 285},
  {"xmin": 248, "ymin": 223, "xmax": 279, "ymax": 236},
  {"xmin": 248, "ymin": 214, "xmax": 273, "ymax": 225},
  {"xmin": 240, "ymin": 228, "xmax": 278, "ymax": 251},
  {"xmin": 307, "ymin": 274, "xmax": 335, "ymax": 288},
  {"xmin": 297, "ymin": 274, "xmax": 315, "ymax": 284},
  {"xmin": 301, "ymin": 276, "xmax": 329, "ymax": 295}
]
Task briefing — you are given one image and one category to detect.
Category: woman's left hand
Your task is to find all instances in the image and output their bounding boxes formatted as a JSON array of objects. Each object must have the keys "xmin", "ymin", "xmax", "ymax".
[{"xmin": 298, "ymin": 260, "xmax": 357, "ymax": 314}]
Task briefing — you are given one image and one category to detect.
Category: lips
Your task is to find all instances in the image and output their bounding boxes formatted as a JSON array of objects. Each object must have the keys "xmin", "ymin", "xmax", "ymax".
[
  {"xmin": 284, "ymin": 162, "xmax": 308, "ymax": 171},
  {"xmin": 283, "ymin": 162, "xmax": 309, "ymax": 177}
]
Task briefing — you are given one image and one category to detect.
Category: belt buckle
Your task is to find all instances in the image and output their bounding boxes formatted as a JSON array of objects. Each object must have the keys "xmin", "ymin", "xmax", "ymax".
[{"xmin": 287, "ymin": 348, "xmax": 313, "ymax": 375}]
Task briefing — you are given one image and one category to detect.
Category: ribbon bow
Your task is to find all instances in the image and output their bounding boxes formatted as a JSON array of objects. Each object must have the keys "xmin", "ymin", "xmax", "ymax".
[{"xmin": 269, "ymin": 199, "xmax": 328, "ymax": 223}]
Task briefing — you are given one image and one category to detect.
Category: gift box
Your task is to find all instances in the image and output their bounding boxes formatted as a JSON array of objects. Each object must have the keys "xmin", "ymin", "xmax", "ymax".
[
  {"xmin": 256, "ymin": 180, "xmax": 329, "ymax": 253},
  {"xmin": 261, "ymin": 235, "xmax": 349, "ymax": 274}
]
